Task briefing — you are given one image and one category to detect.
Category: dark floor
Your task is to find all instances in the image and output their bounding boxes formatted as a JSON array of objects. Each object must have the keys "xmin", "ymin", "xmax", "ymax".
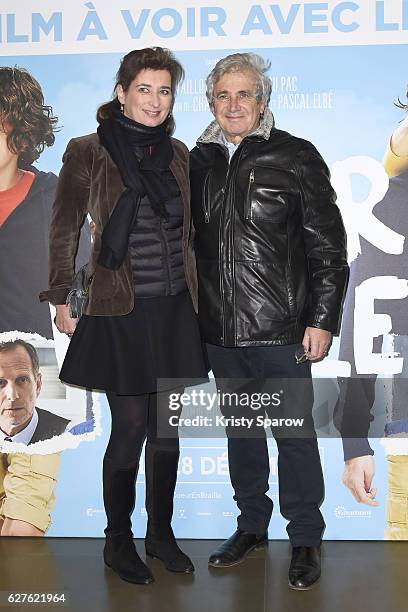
[{"xmin": 0, "ymin": 539, "xmax": 407, "ymax": 612}]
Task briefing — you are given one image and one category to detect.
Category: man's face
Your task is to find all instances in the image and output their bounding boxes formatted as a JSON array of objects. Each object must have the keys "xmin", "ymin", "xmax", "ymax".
[
  {"xmin": 0, "ymin": 346, "xmax": 41, "ymax": 437},
  {"xmin": 210, "ymin": 69, "xmax": 266, "ymax": 145}
]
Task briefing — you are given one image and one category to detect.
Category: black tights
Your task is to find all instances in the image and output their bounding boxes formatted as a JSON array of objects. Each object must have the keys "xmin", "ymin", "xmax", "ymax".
[
  {"xmin": 103, "ymin": 390, "xmax": 181, "ymax": 537},
  {"xmin": 104, "ymin": 390, "xmax": 180, "ymax": 470}
]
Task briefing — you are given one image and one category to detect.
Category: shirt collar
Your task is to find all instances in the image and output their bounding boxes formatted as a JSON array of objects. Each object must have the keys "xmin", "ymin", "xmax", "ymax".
[
  {"xmin": 0, "ymin": 408, "xmax": 38, "ymax": 445},
  {"xmin": 220, "ymin": 131, "xmax": 239, "ymax": 161}
]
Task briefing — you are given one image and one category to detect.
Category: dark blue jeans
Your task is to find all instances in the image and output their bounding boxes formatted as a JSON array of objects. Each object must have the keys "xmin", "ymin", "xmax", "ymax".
[{"xmin": 206, "ymin": 342, "xmax": 325, "ymax": 547}]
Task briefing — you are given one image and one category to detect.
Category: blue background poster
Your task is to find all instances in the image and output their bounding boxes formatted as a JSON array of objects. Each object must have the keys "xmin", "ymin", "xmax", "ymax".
[{"xmin": 1, "ymin": 0, "xmax": 407, "ymax": 539}]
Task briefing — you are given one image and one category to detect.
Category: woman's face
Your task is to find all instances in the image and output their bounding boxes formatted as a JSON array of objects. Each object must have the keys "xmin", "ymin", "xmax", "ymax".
[{"xmin": 117, "ymin": 69, "xmax": 172, "ymax": 127}]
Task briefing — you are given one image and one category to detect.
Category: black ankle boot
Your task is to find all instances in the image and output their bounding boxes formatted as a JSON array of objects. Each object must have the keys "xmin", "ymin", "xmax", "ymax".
[
  {"xmin": 104, "ymin": 535, "xmax": 154, "ymax": 584},
  {"xmin": 103, "ymin": 461, "xmax": 154, "ymax": 584},
  {"xmin": 145, "ymin": 526, "xmax": 194, "ymax": 573},
  {"xmin": 144, "ymin": 443, "xmax": 194, "ymax": 573}
]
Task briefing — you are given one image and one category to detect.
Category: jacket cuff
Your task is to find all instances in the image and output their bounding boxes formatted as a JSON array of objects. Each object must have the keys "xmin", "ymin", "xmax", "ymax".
[
  {"xmin": 305, "ymin": 317, "xmax": 339, "ymax": 335},
  {"xmin": 342, "ymin": 438, "xmax": 374, "ymax": 461},
  {"xmin": 39, "ymin": 287, "xmax": 70, "ymax": 306}
]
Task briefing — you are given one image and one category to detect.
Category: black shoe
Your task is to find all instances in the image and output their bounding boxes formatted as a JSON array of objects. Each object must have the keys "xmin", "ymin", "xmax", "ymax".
[
  {"xmin": 145, "ymin": 528, "xmax": 194, "ymax": 573},
  {"xmin": 104, "ymin": 535, "xmax": 154, "ymax": 585},
  {"xmin": 208, "ymin": 529, "xmax": 268, "ymax": 568},
  {"xmin": 288, "ymin": 545, "xmax": 321, "ymax": 590}
]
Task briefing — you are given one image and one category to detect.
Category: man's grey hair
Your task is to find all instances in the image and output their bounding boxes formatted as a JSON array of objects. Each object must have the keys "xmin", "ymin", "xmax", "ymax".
[{"xmin": 206, "ymin": 53, "xmax": 272, "ymax": 105}]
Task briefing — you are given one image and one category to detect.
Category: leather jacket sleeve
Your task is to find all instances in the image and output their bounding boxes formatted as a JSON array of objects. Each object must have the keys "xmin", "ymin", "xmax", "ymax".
[
  {"xmin": 39, "ymin": 138, "xmax": 91, "ymax": 306},
  {"xmin": 295, "ymin": 142, "xmax": 349, "ymax": 334}
]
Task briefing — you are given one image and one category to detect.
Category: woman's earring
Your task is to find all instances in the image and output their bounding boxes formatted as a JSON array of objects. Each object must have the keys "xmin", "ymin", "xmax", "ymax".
[
  {"xmin": 120, "ymin": 103, "xmax": 124, "ymax": 114},
  {"xmin": 260, "ymin": 111, "xmax": 264, "ymax": 120}
]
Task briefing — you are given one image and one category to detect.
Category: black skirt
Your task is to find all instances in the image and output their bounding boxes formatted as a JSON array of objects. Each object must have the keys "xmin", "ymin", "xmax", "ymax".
[{"xmin": 60, "ymin": 291, "xmax": 208, "ymax": 394}]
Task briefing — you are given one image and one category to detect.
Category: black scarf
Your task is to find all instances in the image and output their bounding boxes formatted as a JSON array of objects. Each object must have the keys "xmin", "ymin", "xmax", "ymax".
[{"xmin": 97, "ymin": 110, "xmax": 173, "ymax": 270}]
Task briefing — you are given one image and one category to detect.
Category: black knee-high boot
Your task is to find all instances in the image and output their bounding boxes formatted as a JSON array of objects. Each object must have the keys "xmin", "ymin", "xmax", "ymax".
[
  {"xmin": 103, "ymin": 457, "xmax": 154, "ymax": 584},
  {"xmin": 144, "ymin": 442, "xmax": 194, "ymax": 573}
]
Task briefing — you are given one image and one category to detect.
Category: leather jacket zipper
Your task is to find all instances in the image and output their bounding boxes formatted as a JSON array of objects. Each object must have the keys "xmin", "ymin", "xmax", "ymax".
[
  {"xmin": 245, "ymin": 168, "xmax": 255, "ymax": 220},
  {"xmin": 219, "ymin": 146, "xmax": 244, "ymax": 344},
  {"xmin": 203, "ymin": 172, "xmax": 211, "ymax": 223}
]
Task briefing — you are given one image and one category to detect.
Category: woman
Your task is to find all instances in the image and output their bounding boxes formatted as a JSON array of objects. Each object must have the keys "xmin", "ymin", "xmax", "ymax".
[{"xmin": 40, "ymin": 48, "xmax": 207, "ymax": 585}]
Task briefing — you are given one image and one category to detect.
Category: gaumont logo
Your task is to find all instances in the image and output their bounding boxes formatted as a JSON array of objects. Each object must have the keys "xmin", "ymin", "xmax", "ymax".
[{"xmin": 334, "ymin": 505, "xmax": 372, "ymax": 519}]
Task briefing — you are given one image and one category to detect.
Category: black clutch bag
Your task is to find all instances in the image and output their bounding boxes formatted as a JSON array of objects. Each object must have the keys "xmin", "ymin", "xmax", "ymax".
[{"xmin": 66, "ymin": 265, "xmax": 93, "ymax": 319}]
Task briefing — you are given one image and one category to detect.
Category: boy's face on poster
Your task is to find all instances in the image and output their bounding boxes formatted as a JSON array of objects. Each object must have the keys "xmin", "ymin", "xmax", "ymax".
[
  {"xmin": 0, "ymin": 346, "xmax": 42, "ymax": 437},
  {"xmin": 116, "ymin": 69, "xmax": 173, "ymax": 127},
  {"xmin": 0, "ymin": 119, "xmax": 16, "ymax": 169}
]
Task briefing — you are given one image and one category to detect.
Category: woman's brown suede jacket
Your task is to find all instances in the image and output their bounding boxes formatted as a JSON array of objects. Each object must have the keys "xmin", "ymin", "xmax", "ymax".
[{"xmin": 40, "ymin": 134, "xmax": 197, "ymax": 315}]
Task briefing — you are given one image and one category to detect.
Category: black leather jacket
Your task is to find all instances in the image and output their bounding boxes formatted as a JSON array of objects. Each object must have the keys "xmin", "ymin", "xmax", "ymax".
[{"xmin": 190, "ymin": 116, "xmax": 349, "ymax": 347}]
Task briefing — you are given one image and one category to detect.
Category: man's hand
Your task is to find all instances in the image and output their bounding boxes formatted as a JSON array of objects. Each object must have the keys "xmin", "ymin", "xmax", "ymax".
[
  {"xmin": 342, "ymin": 455, "xmax": 380, "ymax": 506},
  {"xmin": 55, "ymin": 304, "xmax": 77, "ymax": 337},
  {"xmin": 302, "ymin": 327, "xmax": 332, "ymax": 361}
]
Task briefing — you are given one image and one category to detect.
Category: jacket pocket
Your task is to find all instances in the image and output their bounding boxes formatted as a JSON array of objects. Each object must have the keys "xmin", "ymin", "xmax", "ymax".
[
  {"xmin": 245, "ymin": 168, "xmax": 289, "ymax": 222},
  {"xmin": 88, "ymin": 262, "xmax": 117, "ymax": 300}
]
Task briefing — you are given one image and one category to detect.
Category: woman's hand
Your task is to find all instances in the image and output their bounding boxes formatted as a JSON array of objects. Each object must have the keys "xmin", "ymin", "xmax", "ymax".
[{"xmin": 55, "ymin": 304, "xmax": 77, "ymax": 337}]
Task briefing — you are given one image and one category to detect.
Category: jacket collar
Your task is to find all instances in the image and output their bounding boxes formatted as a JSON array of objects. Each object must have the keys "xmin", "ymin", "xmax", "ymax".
[{"xmin": 197, "ymin": 107, "xmax": 275, "ymax": 146}]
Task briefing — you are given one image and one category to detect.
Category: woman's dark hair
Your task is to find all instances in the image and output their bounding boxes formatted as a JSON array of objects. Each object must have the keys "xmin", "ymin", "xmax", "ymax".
[
  {"xmin": 0, "ymin": 66, "xmax": 58, "ymax": 166},
  {"xmin": 97, "ymin": 47, "xmax": 184, "ymax": 134},
  {"xmin": 395, "ymin": 88, "xmax": 408, "ymax": 112}
]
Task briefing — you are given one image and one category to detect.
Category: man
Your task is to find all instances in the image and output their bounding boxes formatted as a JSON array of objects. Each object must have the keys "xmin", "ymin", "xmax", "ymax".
[
  {"xmin": 0, "ymin": 339, "xmax": 69, "ymax": 536},
  {"xmin": 190, "ymin": 53, "xmax": 348, "ymax": 589},
  {"xmin": 340, "ymin": 90, "xmax": 408, "ymax": 536}
]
